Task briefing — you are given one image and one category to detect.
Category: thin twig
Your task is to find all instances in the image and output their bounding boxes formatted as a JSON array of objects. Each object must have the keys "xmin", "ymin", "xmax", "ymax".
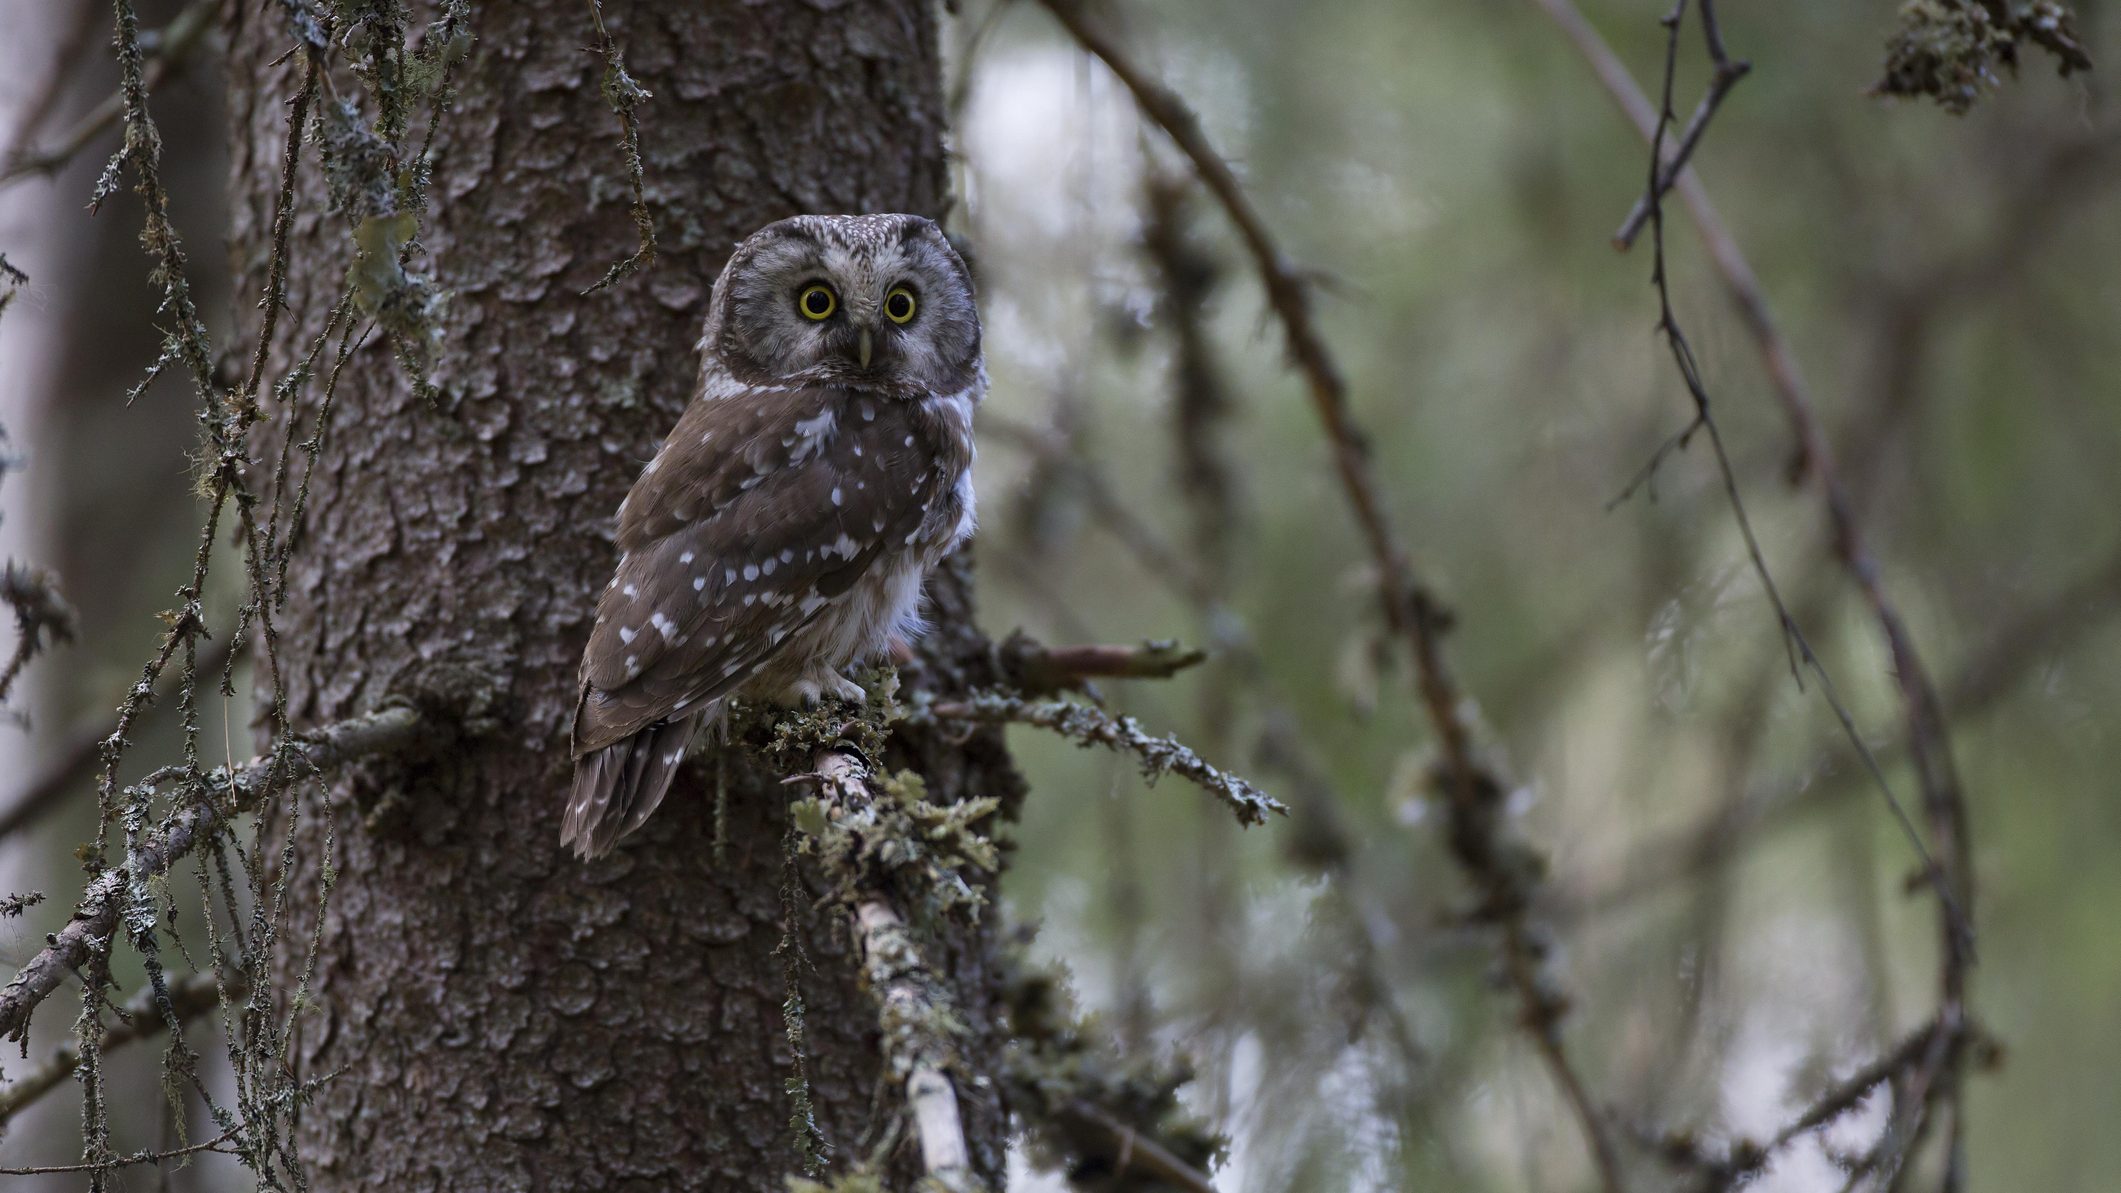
[
  {"xmin": 0, "ymin": 705, "xmax": 436, "ymax": 1045},
  {"xmin": 0, "ymin": 1119, "xmax": 243, "ymax": 1176},
  {"xmin": 0, "ymin": 563, "xmax": 74, "ymax": 709},
  {"xmin": 581, "ymin": 0, "xmax": 656, "ymax": 294},
  {"xmin": 1064, "ymin": 1100, "xmax": 1220, "ymax": 1193},
  {"xmin": 1637, "ymin": 0, "xmax": 1974, "ymax": 1003},
  {"xmin": 0, "ymin": 636, "xmax": 238, "ymax": 842},
  {"xmin": 1612, "ymin": 0, "xmax": 1750, "ymax": 249},
  {"xmin": 1600, "ymin": 3, "xmax": 1977, "ymax": 1181},
  {"xmin": 1551, "ymin": 0, "xmax": 1970, "ymax": 965},
  {"xmin": 0, "ymin": 0, "xmax": 216, "ymax": 189},
  {"xmin": 1529, "ymin": 0, "xmax": 1813, "ymax": 458},
  {"xmin": 0, "ymin": 971, "xmax": 234, "ymax": 1125}
]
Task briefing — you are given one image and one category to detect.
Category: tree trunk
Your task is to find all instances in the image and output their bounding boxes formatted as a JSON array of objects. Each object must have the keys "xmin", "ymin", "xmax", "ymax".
[{"xmin": 223, "ymin": 2, "xmax": 1014, "ymax": 1187}]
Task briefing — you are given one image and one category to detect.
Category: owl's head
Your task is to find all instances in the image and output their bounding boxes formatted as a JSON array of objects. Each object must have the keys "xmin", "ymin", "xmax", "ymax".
[{"xmin": 703, "ymin": 213, "xmax": 981, "ymax": 394}]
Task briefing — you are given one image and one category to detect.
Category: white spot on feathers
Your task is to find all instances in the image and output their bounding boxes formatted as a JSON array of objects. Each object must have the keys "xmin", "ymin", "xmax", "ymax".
[{"xmin": 618, "ymin": 626, "xmax": 637, "ymax": 644}]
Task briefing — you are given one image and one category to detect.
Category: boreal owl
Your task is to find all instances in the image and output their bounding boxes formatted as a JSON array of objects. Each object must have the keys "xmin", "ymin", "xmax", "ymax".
[{"xmin": 564, "ymin": 214, "xmax": 982, "ymax": 858}]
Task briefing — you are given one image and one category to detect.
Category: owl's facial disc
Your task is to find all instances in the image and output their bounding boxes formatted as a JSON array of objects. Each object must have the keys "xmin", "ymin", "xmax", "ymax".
[{"xmin": 714, "ymin": 214, "xmax": 980, "ymax": 392}]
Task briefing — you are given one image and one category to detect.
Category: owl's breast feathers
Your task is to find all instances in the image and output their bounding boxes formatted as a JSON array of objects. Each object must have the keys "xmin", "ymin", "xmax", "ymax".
[{"xmin": 571, "ymin": 379, "xmax": 976, "ymax": 756}]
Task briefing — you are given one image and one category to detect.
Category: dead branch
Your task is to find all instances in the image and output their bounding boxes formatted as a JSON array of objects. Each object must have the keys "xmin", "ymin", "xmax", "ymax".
[
  {"xmin": 1612, "ymin": 0, "xmax": 1750, "ymax": 248},
  {"xmin": 995, "ymin": 631, "xmax": 1207, "ymax": 696}
]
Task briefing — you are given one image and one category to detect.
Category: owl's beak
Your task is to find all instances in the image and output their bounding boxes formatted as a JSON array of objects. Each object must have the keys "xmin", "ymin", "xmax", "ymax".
[{"xmin": 857, "ymin": 327, "xmax": 874, "ymax": 370}]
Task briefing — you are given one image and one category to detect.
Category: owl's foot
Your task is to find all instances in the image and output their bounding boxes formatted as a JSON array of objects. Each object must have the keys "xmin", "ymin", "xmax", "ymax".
[{"xmin": 790, "ymin": 668, "xmax": 866, "ymax": 706}]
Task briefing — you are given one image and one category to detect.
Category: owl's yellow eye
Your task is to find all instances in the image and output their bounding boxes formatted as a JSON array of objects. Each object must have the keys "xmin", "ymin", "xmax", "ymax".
[
  {"xmin": 884, "ymin": 286, "xmax": 917, "ymax": 325},
  {"xmin": 797, "ymin": 284, "xmax": 837, "ymax": 321}
]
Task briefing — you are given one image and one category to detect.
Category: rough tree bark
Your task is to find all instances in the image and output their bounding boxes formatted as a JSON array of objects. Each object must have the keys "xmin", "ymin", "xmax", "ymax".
[{"xmin": 223, "ymin": 2, "xmax": 1017, "ymax": 1187}]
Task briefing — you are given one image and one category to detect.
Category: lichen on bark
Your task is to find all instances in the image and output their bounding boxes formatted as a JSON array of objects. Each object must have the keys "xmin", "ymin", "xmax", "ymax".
[{"xmin": 1875, "ymin": 0, "xmax": 2092, "ymax": 113}]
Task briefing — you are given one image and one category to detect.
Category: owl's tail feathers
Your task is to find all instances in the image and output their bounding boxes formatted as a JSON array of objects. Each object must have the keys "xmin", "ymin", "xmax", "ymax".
[{"xmin": 563, "ymin": 711, "xmax": 706, "ymax": 860}]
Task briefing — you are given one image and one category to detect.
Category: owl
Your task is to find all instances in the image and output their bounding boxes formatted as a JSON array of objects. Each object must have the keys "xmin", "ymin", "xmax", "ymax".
[{"xmin": 563, "ymin": 214, "xmax": 983, "ymax": 859}]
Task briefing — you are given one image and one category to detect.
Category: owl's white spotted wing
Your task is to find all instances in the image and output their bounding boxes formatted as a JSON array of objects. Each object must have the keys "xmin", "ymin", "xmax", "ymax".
[{"xmin": 571, "ymin": 384, "xmax": 942, "ymax": 755}]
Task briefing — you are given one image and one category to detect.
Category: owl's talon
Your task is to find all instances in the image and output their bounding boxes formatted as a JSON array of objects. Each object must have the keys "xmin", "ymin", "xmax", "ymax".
[{"xmin": 789, "ymin": 669, "xmax": 865, "ymax": 707}]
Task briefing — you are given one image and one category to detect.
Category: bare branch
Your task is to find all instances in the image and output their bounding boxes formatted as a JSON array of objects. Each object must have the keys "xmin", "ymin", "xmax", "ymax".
[
  {"xmin": 1612, "ymin": 1, "xmax": 1750, "ymax": 250},
  {"xmin": 995, "ymin": 631, "xmax": 1206, "ymax": 696},
  {"xmin": 1644, "ymin": 0, "xmax": 1975, "ymax": 985},
  {"xmin": 1553, "ymin": 2, "xmax": 1982, "ymax": 1179}
]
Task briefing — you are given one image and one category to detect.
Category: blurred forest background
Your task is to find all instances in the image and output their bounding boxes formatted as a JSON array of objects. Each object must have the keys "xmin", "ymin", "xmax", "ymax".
[{"xmin": 1, "ymin": 0, "xmax": 2117, "ymax": 1190}]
